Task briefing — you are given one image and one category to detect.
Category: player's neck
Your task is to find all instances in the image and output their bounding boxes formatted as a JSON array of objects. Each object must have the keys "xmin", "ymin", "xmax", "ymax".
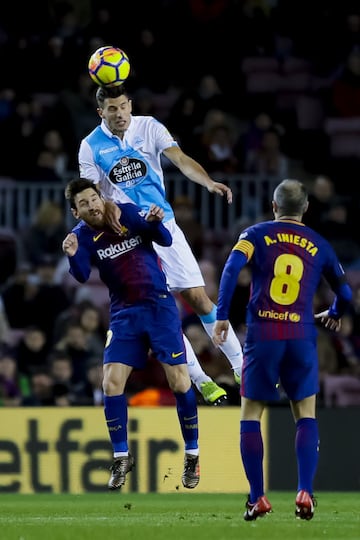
[{"xmin": 276, "ymin": 215, "xmax": 302, "ymax": 222}]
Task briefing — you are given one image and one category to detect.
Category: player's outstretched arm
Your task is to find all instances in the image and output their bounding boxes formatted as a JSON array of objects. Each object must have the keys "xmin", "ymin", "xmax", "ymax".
[{"xmin": 163, "ymin": 146, "xmax": 233, "ymax": 204}]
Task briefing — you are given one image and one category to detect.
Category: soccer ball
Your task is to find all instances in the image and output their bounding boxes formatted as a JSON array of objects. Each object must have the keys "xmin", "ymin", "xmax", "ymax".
[{"xmin": 88, "ymin": 46, "xmax": 131, "ymax": 87}]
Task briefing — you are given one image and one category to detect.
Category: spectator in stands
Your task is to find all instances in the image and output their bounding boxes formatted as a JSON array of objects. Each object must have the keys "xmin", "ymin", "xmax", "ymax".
[
  {"xmin": 52, "ymin": 382, "xmax": 73, "ymax": 406},
  {"xmin": 0, "ymin": 297, "xmax": 11, "ymax": 348},
  {"xmin": 192, "ymin": 74, "xmax": 227, "ymax": 121},
  {"xmin": 304, "ymin": 175, "xmax": 336, "ymax": 232},
  {"xmin": 0, "ymin": 227, "xmax": 18, "ymax": 287},
  {"xmin": 73, "ymin": 356, "xmax": 104, "ymax": 406},
  {"xmin": 198, "ymin": 259, "xmax": 220, "ymax": 305},
  {"xmin": 330, "ymin": 47, "xmax": 360, "ymax": 117},
  {"xmin": 131, "ymin": 87, "xmax": 158, "ymax": 117},
  {"xmin": 14, "ymin": 325, "xmax": 49, "ymax": 378},
  {"xmin": 128, "ymin": 27, "xmax": 166, "ymax": 92},
  {"xmin": 236, "ymin": 111, "xmax": 274, "ymax": 170},
  {"xmin": 53, "ymin": 320, "xmax": 93, "ymax": 386},
  {"xmin": 169, "ymin": 76, "xmax": 231, "ymax": 152},
  {"xmin": 22, "ymin": 254, "xmax": 72, "ymax": 343},
  {"xmin": 48, "ymin": 349, "xmax": 78, "ymax": 402},
  {"xmin": 34, "ymin": 35, "xmax": 70, "ymax": 93},
  {"xmin": 83, "ymin": 8, "xmax": 118, "ymax": 46},
  {"xmin": 316, "ymin": 326, "xmax": 341, "ymax": 405},
  {"xmin": 0, "ymin": 95, "xmax": 47, "ymax": 179},
  {"xmin": 0, "ymin": 349, "xmax": 31, "ymax": 406},
  {"xmin": 198, "ymin": 123, "xmax": 239, "ymax": 174},
  {"xmin": 167, "ymin": 91, "xmax": 202, "ymax": 154},
  {"xmin": 53, "ymin": 72, "xmax": 99, "ymax": 162},
  {"xmin": 172, "ymin": 195, "xmax": 205, "ymax": 259},
  {"xmin": 331, "ymin": 313, "xmax": 360, "ymax": 376},
  {"xmin": 21, "ymin": 369, "xmax": 55, "ymax": 406},
  {"xmin": 31, "ymin": 129, "xmax": 69, "ymax": 181},
  {"xmin": 322, "ymin": 312, "xmax": 360, "ymax": 407},
  {"xmin": 319, "ymin": 199, "xmax": 360, "ymax": 267},
  {"xmin": 53, "ymin": 299, "xmax": 96, "ymax": 342},
  {"xmin": 1, "ymin": 265, "xmax": 40, "ymax": 329},
  {"xmin": 232, "ymin": 0, "xmax": 276, "ymax": 59},
  {"xmin": 77, "ymin": 302, "xmax": 106, "ymax": 357},
  {"xmin": 20, "ymin": 200, "xmax": 68, "ymax": 267},
  {"xmin": 32, "ymin": 150, "xmax": 64, "ymax": 182},
  {"xmin": 193, "ymin": 108, "xmax": 239, "ymax": 160},
  {"xmin": 244, "ymin": 127, "xmax": 289, "ymax": 178},
  {"xmin": 0, "ymin": 88, "xmax": 16, "ymax": 124},
  {"xmin": 54, "ymin": 300, "xmax": 105, "ymax": 353}
]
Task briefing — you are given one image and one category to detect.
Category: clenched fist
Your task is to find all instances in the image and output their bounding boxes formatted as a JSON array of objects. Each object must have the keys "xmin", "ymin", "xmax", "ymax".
[{"xmin": 62, "ymin": 233, "xmax": 78, "ymax": 256}]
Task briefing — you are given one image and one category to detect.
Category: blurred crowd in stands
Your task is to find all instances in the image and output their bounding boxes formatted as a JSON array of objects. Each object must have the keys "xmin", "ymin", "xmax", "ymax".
[{"xmin": 0, "ymin": 0, "xmax": 360, "ymax": 407}]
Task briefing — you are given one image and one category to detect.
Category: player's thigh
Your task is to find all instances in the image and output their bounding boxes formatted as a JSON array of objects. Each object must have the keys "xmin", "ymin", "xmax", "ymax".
[
  {"xmin": 241, "ymin": 340, "xmax": 285, "ymax": 401},
  {"xmin": 280, "ymin": 339, "xmax": 319, "ymax": 401},
  {"xmin": 148, "ymin": 298, "xmax": 187, "ymax": 366},
  {"xmin": 105, "ymin": 308, "xmax": 149, "ymax": 369},
  {"xmin": 290, "ymin": 395, "xmax": 316, "ymax": 421},
  {"xmin": 153, "ymin": 220, "xmax": 205, "ymax": 291}
]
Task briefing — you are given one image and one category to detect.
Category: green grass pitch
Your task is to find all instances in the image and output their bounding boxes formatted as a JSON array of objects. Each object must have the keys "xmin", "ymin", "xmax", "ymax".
[{"xmin": 0, "ymin": 492, "xmax": 358, "ymax": 540}]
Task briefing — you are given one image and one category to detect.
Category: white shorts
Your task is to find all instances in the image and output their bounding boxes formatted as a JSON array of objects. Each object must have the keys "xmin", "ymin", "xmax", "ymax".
[{"xmin": 153, "ymin": 218, "xmax": 205, "ymax": 292}]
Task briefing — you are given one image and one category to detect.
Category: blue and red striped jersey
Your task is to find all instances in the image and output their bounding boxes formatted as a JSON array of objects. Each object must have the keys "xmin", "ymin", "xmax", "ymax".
[
  {"xmin": 217, "ymin": 219, "xmax": 351, "ymax": 340},
  {"xmin": 67, "ymin": 202, "xmax": 172, "ymax": 320}
]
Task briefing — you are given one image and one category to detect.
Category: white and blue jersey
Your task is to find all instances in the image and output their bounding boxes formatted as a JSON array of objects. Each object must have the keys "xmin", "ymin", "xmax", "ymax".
[
  {"xmin": 79, "ymin": 116, "xmax": 177, "ymax": 222},
  {"xmin": 79, "ymin": 116, "xmax": 205, "ymax": 291}
]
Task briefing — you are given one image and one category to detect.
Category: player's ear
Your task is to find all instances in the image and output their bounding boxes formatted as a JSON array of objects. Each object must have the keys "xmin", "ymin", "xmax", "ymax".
[
  {"xmin": 71, "ymin": 208, "xmax": 80, "ymax": 220},
  {"xmin": 97, "ymin": 107, "xmax": 103, "ymax": 118}
]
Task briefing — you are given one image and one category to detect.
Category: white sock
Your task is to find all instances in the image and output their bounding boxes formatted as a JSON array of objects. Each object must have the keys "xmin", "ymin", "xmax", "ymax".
[
  {"xmin": 185, "ymin": 448, "xmax": 199, "ymax": 456},
  {"xmin": 183, "ymin": 334, "xmax": 212, "ymax": 390},
  {"xmin": 200, "ymin": 305, "xmax": 243, "ymax": 378}
]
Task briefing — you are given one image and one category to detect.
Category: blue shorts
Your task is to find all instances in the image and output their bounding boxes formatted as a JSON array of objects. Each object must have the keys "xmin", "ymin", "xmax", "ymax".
[
  {"xmin": 104, "ymin": 298, "xmax": 186, "ymax": 369},
  {"xmin": 241, "ymin": 338, "xmax": 319, "ymax": 402}
]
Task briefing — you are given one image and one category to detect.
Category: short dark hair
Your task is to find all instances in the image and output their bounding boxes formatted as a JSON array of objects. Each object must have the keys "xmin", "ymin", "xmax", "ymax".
[
  {"xmin": 65, "ymin": 178, "xmax": 99, "ymax": 209},
  {"xmin": 96, "ymin": 85, "xmax": 129, "ymax": 108},
  {"xmin": 273, "ymin": 179, "xmax": 308, "ymax": 216}
]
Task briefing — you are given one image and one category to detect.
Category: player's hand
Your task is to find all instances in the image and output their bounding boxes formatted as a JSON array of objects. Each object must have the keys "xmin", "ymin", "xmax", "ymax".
[
  {"xmin": 104, "ymin": 201, "xmax": 123, "ymax": 234},
  {"xmin": 208, "ymin": 182, "xmax": 233, "ymax": 204},
  {"xmin": 212, "ymin": 320, "xmax": 230, "ymax": 346},
  {"xmin": 146, "ymin": 204, "xmax": 164, "ymax": 222},
  {"xmin": 62, "ymin": 233, "xmax": 78, "ymax": 256},
  {"xmin": 314, "ymin": 310, "xmax": 341, "ymax": 332}
]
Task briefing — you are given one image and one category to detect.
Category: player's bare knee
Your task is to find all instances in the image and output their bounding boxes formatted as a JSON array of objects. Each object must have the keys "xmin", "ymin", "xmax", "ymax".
[
  {"xmin": 103, "ymin": 376, "xmax": 124, "ymax": 396},
  {"xmin": 166, "ymin": 365, "xmax": 191, "ymax": 393},
  {"xmin": 171, "ymin": 378, "xmax": 191, "ymax": 393}
]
